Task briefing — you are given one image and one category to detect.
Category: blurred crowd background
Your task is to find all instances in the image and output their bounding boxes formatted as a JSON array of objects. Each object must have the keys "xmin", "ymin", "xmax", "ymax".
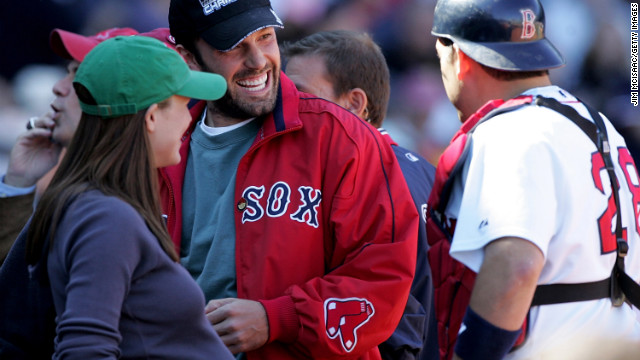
[{"xmin": 1, "ymin": 0, "xmax": 638, "ymax": 172}]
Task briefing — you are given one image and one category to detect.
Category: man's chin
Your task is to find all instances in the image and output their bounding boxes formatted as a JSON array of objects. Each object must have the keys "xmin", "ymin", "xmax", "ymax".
[
  {"xmin": 234, "ymin": 73, "xmax": 279, "ymax": 117},
  {"xmin": 215, "ymin": 93, "xmax": 277, "ymax": 120}
]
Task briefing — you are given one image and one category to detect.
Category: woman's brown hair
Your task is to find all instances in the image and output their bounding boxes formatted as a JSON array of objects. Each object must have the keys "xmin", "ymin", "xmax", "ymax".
[{"xmin": 26, "ymin": 84, "xmax": 177, "ymax": 264}]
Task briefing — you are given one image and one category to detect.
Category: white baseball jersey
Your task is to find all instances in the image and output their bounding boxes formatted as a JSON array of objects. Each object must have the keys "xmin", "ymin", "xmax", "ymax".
[{"xmin": 447, "ymin": 85, "xmax": 640, "ymax": 359}]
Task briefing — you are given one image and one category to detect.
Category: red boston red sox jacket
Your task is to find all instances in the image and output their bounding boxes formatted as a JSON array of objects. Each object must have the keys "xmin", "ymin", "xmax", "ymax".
[{"xmin": 159, "ymin": 73, "xmax": 418, "ymax": 359}]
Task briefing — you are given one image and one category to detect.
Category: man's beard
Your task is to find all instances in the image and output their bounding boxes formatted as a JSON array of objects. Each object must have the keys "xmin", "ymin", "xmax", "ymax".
[
  {"xmin": 212, "ymin": 85, "xmax": 278, "ymax": 120},
  {"xmin": 206, "ymin": 66, "xmax": 280, "ymax": 121}
]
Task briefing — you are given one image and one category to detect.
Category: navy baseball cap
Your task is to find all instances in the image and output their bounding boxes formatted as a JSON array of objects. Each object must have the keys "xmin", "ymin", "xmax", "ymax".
[{"xmin": 169, "ymin": 0, "xmax": 284, "ymax": 52}]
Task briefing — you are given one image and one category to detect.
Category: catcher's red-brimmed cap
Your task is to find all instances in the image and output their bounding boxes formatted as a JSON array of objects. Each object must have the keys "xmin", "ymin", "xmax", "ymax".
[
  {"xmin": 50, "ymin": 27, "xmax": 139, "ymax": 62},
  {"xmin": 169, "ymin": 0, "xmax": 283, "ymax": 51}
]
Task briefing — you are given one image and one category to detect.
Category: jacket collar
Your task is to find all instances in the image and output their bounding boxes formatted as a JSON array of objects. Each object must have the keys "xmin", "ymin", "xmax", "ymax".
[
  {"xmin": 258, "ymin": 72, "xmax": 303, "ymax": 139},
  {"xmin": 186, "ymin": 71, "xmax": 303, "ymax": 140}
]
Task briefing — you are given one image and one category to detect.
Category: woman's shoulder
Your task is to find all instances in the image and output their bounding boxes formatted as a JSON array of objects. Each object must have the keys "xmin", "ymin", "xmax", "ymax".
[
  {"xmin": 54, "ymin": 190, "xmax": 153, "ymax": 258},
  {"xmin": 62, "ymin": 189, "xmax": 145, "ymax": 231}
]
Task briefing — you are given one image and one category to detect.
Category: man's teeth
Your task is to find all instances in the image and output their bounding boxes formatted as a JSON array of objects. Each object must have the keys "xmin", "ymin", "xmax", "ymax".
[{"xmin": 237, "ymin": 74, "xmax": 268, "ymax": 91}]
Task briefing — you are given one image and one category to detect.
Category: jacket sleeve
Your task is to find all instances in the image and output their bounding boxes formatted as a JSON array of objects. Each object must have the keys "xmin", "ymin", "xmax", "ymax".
[
  {"xmin": 259, "ymin": 125, "xmax": 419, "ymax": 358},
  {"xmin": 0, "ymin": 220, "xmax": 56, "ymax": 359},
  {"xmin": 0, "ymin": 192, "xmax": 34, "ymax": 265}
]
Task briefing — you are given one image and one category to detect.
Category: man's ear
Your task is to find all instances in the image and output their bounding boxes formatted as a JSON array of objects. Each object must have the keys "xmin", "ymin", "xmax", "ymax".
[
  {"xmin": 145, "ymin": 103, "xmax": 160, "ymax": 134},
  {"xmin": 342, "ymin": 88, "xmax": 369, "ymax": 121},
  {"xmin": 176, "ymin": 44, "xmax": 202, "ymax": 71},
  {"xmin": 456, "ymin": 45, "xmax": 472, "ymax": 81}
]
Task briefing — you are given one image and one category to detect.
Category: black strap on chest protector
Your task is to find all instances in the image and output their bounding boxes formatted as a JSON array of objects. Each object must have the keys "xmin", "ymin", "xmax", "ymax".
[{"xmin": 529, "ymin": 96, "xmax": 640, "ymax": 308}]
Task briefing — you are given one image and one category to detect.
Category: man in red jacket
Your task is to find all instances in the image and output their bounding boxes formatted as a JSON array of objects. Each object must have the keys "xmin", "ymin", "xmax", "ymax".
[{"xmin": 164, "ymin": 0, "xmax": 419, "ymax": 359}]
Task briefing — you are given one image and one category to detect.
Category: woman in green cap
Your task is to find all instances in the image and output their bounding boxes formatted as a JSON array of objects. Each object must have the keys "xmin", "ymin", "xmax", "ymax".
[{"xmin": 23, "ymin": 35, "xmax": 232, "ymax": 359}]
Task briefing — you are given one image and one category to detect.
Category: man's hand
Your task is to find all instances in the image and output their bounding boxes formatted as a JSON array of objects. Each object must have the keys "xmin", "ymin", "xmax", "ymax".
[
  {"xmin": 205, "ymin": 298, "xmax": 269, "ymax": 354},
  {"xmin": 4, "ymin": 113, "xmax": 61, "ymax": 188}
]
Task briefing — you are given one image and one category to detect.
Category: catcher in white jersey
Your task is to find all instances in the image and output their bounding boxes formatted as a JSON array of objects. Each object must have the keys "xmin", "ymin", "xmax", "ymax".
[{"xmin": 429, "ymin": 0, "xmax": 640, "ymax": 359}]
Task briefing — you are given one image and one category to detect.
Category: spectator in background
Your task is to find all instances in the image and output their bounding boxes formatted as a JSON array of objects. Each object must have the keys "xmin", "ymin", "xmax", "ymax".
[
  {"xmin": 281, "ymin": 29, "xmax": 438, "ymax": 360},
  {"xmin": 0, "ymin": 26, "xmax": 139, "ymax": 264}
]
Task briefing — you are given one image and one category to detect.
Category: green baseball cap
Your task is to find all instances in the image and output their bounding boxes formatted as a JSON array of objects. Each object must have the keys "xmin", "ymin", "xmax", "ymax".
[{"xmin": 74, "ymin": 35, "xmax": 227, "ymax": 118}]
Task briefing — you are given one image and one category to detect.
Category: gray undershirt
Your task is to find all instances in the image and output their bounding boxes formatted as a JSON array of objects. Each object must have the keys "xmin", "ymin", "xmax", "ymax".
[{"xmin": 180, "ymin": 117, "xmax": 260, "ymax": 304}]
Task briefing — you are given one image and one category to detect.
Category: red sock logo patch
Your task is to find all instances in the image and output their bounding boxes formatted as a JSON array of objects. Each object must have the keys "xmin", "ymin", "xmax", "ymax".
[{"xmin": 324, "ymin": 298, "xmax": 375, "ymax": 352}]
